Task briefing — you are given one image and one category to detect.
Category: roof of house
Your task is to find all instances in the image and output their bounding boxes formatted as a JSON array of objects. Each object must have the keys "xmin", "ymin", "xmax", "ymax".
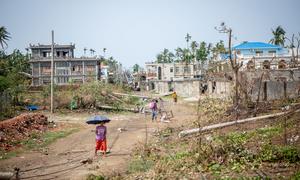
[
  {"xmin": 219, "ymin": 53, "xmax": 230, "ymax": 61},
  {"xmin": 233, "ymin": 42, "xmax": 282, "ymax": 50},
  {"xmin": 29, "ymin": 44, "xmax": 75, "ymax": 49}
]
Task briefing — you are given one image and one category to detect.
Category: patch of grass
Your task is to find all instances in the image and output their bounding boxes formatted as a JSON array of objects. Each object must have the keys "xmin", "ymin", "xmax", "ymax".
[
  {"xmin": 0, "ymin": 127, "xmax": 80, "ymax": 160},
  {"xmin": 256, "ymin": 126, "xmax": 282, "ymax": 138},
  {"xmin": 259, "ymin": 144, "xmax": 300, "ymax": 163},
  {"xmin": 128, "ymin": 158, "xmax": 154, "ymax": 173},
  {"xmin": 0, "ymin": 150, "xmax": 22, "ymax": 160},
  {"xmin": 291, "ymin": 171, "xmax": 300, "ymax": 180},
  {"xmin": 208, "ymin": 163, "xmax": 222, "ymax": 176},
  {"xmin": 22, "ymin": 128, "xmax": 79, "ymax": 149}
]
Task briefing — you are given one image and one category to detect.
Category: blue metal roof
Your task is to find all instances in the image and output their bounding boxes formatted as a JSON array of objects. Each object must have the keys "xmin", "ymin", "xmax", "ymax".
[
  {"xmin": 233, "ymin": 42, "xmax": 281, "ymax": 50},
  {"xmin": 219, "ymin": 53, "xmax": 230, "ymax": 61}
]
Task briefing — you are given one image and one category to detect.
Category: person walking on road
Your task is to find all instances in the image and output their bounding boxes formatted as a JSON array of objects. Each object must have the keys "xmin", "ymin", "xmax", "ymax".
[
  {"xmin": 172, "ymin": 91, "xmax": 177, "ymax": 104},
  {"xmin": 95, "ymin": 122, "xmax": 107, "ymax": 157},
  {"xmin": 149, "ymin": 99, "xmax": 158, "ymax": 122}
]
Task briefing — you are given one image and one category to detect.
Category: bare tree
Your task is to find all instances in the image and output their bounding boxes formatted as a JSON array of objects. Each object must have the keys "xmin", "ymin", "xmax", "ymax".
[
  {"xmin": 215, "ymin": 22, "xmax": 243, "ymax": 108},
  {"xmin": 286, "ymin": 33, "xmax": 300, "ymax": 67}
]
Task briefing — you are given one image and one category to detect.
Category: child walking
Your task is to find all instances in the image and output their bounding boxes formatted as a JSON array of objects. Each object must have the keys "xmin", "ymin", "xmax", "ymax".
[
  {"xmin": 149, "ymin": 99, "xmax": 158, "ymax": 122},
  {"xmin": 95, "ymin": 122, "xmax": 107, "ymax": 157}
]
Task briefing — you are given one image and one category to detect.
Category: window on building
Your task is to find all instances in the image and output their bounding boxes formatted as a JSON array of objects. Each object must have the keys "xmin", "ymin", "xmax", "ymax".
[
  {"xmin": 278, "ymin": 60, "xmax": 287, "ymax": 69},
  {"xmin": 247, "ymin": 60, "xmax": 255, "ymax": 70},
  {"xmin": 43, "ymin": 52, "xmax": 47, "ymax": 58},
  {"xmin": 63, "ymin": 51, "xmax": 68, "ymax": 58},
  {"xmin": 183, "ymin": 66, "xmax": 188, "ymax": 73},
  {"xmin": 175, "ymin": 67, "xmax": 180, "ymax": 73},
  {"xmin": 263, "ymin": 60, "xmax": 270, "ymax": 69},
  {"xmin": 255, "ymin": 51, "xmax": 263, "ymax": 56},
  {"xmin": 268, "ymin": 51, "xmax": 276, "ymax": 56},
  {"xmin": 170, "ymin": 67, "xmax": 173, "ymax": 73},
  {"xmin": 193, "ymin": 65, "xmax": 197, "ymax": 71}
]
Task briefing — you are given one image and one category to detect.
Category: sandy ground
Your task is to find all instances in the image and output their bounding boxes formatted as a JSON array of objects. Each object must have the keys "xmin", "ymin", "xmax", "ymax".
[{"xmin": 0, "ymin": 100, "xmax": 196, "ymax": 179}]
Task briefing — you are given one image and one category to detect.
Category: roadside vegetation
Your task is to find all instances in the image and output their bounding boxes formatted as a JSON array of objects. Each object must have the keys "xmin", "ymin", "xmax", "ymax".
[
  {"xmin": 103, "ymin": 98, "xmax": 300, "ymax": 179},
  {"xmin": 0, "ymin": 123, "xmax": 81, "ymax": 160}
]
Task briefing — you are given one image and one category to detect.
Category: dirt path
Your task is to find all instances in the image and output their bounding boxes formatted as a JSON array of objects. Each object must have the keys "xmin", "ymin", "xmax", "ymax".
[{"xmin": 0, "ymin": 100, "xmax": 196, "ymax": 179}]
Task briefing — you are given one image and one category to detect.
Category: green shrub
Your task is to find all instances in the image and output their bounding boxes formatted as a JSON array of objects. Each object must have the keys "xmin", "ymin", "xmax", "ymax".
[{"xmin": 260, "ymin": 144, "xmax": 300, "ymax": 163}]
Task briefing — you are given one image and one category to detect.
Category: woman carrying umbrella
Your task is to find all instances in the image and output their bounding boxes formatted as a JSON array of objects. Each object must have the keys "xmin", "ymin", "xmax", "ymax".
[
  {"xmin": 86, "ymin": 115, "xmax": 110, "ymax": 157},
  {"xmin": 95, "ymin": 121, "xmax": 107, "ymax": 157}
]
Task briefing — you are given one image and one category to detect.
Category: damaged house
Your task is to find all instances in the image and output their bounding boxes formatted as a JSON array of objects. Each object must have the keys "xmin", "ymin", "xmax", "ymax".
[
  {"xmin": 145, "ymin": 62, "xmax": 205, "ymax": 97},
  {"xmin": 28, "ymin": 44, "xmax": 100, "ymax": 86},
  {"xmin": 208, "ymin": 41, "xmax": 300, "ymax": 101}
]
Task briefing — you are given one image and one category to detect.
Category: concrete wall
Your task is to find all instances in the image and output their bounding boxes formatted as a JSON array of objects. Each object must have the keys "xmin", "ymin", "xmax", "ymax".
[
  {"xmin": 207, "ymin": 80, "xmax": 232, "ymax": 98},
  {"xmin": 173, "ymin": 80, "xmax": 200, "ymax": 97},
  {"xmin": 243, "ymin": 70, "xmax": 300, "ymax": 101},
  {"xmin": 150, "ymin": 69, "xmax": 300, "ymax": 101},
  {"xmin": 152, "ymin": 80, "xmax": 203, "ymax": 97}
]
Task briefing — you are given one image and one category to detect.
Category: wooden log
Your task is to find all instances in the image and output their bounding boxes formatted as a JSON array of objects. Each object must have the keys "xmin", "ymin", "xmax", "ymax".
[
  {"xmin": 0, "ymin": 172, "xmax": 14, "ymax": 180},
  {"xmin": 179, "ymin": 109, "xmax": 300, "ymax": 138},
  {"xmin": 112, "ymin": 92, "xmax": 151, "ymax": 99},
  {"xmin": 107, "ymin": 94, "xmax": 126, "ymax": 104},
  {"xmin": 97, "ymin": 105, "xmax": 139, "ymax": 113}
]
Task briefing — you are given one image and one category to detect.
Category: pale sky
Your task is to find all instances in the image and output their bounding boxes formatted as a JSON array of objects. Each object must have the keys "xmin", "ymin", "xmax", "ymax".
[{"xmin": 1, "ymin": 0, "xmax": 300, "ymax": 68}]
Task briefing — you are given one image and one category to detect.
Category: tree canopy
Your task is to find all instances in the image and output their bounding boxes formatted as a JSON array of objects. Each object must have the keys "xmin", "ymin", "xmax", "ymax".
[
  {"xmin": 0, "ymin": 26, "xmax": 11, "ymax": 49},
  {"xmin": 269, "ymin": 26, "xmax": 286, "ymax": 47}
]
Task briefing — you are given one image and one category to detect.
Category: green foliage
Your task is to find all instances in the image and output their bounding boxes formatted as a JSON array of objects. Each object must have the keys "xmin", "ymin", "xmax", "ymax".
[
  {"xmin": 0, "ymin": 75, "xmax": 10, "ymax": 92},
  {"xmin": 269, "ymin": 25, "xmax": 286, "ymax": 46},
  {"xmin": 132, "ymin": 64, "xmax": 140, "ymax": 73},
  {"xmin": 208, "ymin": 163, "xmax": 222, "ymax": 175},
  {"xmin": 212, "ymin": 40, "xmax": 226, "ymax": 58},
  {"xmin": 256, "ymin": 126, "xmax": 282, "ymax": 138},
  {"xmin": 22, "ymin": 128, "xmax": 79, "ymax": 149},
  {"xmin": 125, "ymin": 95, "xmax": 140, "ymax": 105},
  {"xmin": 0, "ymin": 26, "xmax": 11, "ymax": 49},
  {"xmin": 156, "ymin": 48, "xmax": 175, "ymax": 63},
  {"xmin": 196, "ymin": 41, "xmax": 211, "ymax": 63},
  {"xmin": 0, "ymin": 128, "xmax": 79, "ymax": 160},
  {"xmin": 86, "ymin": 174, "xmax": 106, "ymax": 180},
  {"xmin": 291, "ymin": 171, "xmax": 300, "ymax": 180},
  {"xmin": 0, "ymin": 50, "xmax": 30, "ymax": 119},
  {"xmin": 259, "ymin": 144, "xmax": 300, "ymax": 163},
  {"xmin": 128, "ymin": 158, "xmax": 154, "ymax": 173}
]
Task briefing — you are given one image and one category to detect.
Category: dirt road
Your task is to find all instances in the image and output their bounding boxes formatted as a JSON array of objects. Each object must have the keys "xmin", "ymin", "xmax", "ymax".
[{"xmin": 0, "ymin": 100, "xmax": 196, "ymax": 179}]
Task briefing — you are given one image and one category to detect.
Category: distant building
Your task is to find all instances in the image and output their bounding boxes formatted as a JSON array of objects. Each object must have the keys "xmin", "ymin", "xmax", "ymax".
[
  {"xmin": 145, "ymin": 62, "xmax": 204, "ymax": 81},
  {"xmin": 145, "ymin": 62, "xmax": 205, "ymax": 96},
  {"xmin": 210, "ymin": 42, "xmax": 297, "ymax": 73},
  {"xmin": 232, "ymin": 42, "xmax": 291, "ymax": 70},
  {"xmin": 28, "ymin": 44, "xmax": 100, "ymax": 86}
]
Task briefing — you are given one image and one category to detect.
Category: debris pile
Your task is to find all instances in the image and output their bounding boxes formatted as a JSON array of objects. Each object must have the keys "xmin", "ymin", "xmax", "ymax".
[{"xmin": 0, "ymin": 113, "xmax": 48, "ymax": 151}]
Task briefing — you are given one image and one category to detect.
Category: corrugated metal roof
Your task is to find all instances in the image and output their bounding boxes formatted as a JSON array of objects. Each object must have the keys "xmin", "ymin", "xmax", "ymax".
[{"xmin": 233, "ymin": 42, "xmax": 281, "ymax": 50}]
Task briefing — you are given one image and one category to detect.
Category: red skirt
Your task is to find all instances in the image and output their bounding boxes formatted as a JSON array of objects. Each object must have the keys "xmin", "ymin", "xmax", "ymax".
[{"xmin": 95, "ymin": 139, "xmax": 107, "ymax": 152}]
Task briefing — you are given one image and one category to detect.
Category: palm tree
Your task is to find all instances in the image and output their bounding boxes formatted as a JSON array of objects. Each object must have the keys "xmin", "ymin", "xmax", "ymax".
[
  {"xmin": 83, "ymin": 47, "xmax": 87, "ymax": 56},
  {"xmin": 269, "ymin": 26, "xmax": 286, "ymax": 47},
  {"xmin": 175, "ymin": 47, "xmax": 184, "ymax": 62},
  {"xmin": 103, "ymin": 48, "xmax": 107, "ymax": 58},
  {"xmin": 156, "ymin": 49, "xmax": 175, "ymax": 63},
  {"xmin": 185, "ymin": 33, "xmax": 191, "ymax": 49},
  {"xmin": 0, "ymin": 26, "xmax": 11, "ymax": 49},
  {"xmin": 90, "ymin": 49, "xmax": 95, "ymax": 56},
  {"xmin": 133, "ymin": 64, "xmax": 140, "ymax": 73},
  {"xmin": 190, "ymin": 41, "xmax": 198, "ymax": 61}
]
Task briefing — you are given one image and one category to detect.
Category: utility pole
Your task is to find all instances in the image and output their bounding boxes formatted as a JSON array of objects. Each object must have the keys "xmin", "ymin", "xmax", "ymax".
[
  {"xmin": 216, "ymin": 22, "xmax": 243, "ymax": 122},
  {"xmin": 51, "ymin": 30, "xmax": 54, "ymax": 113}
]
